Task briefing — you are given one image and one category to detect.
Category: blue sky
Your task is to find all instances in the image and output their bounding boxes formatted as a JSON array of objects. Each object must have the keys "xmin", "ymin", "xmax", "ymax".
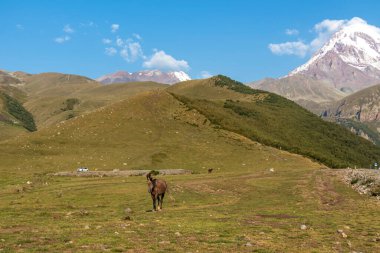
[{"xmin": 2, "ymin": 0, "xmax": 380, "ymax": 82}]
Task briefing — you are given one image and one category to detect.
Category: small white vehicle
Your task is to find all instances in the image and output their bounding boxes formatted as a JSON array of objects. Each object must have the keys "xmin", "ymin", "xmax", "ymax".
[{"xmin": 77, "ymin": 167, "xmax": 89, "ymax": 172}]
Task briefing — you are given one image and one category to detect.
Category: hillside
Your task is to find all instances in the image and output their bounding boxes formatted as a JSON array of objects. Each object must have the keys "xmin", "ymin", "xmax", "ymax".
[
  {"xmin": 170, "ymin": 76, "xmax": 380, "ymax": 168},
  {"xmin": 2, "ymin": 74, "xmax": 379, "ymax": 168},
  {"xmin": 322, "ymin": 84, "xmax": 380, "ymax": 145},
  {"xmin": 0, "ymin": 85, "xmax": 35, "ymax": 140},
  {"xmin": 328, "ymin": 84, "xmax": 380, "ymax": 122},
  {"xmin": 17, "ymin": 73, "xmax": 168, "ymax": 128},
  {"xmin": 249, "ymin": 75, "xmax": 345, "ymax": 104},
  {"xmin": 0, "ymin": 70, "xmax": 21, "ymax": 85},
  {"xmin": 0, "ymin": 88, "xmax": 309, "ymax": 176}
]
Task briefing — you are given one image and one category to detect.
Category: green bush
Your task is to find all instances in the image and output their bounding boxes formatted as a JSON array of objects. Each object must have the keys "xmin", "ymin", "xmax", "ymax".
[
  {"xmin": 61, "ymin": 98, "xmax": 80, "ymax": 111},
  {"xmin": 213, "ymin": 75, "xmax": 262, "ymax": 95}
]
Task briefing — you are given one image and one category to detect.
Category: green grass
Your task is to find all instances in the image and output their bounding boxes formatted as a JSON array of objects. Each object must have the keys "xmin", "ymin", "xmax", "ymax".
[
  {"xmin": 23, "ymin": 79, "xmax": 168, "ymax": 129},
  {"xmin": 170, "ymin": 77, "xmax": 380, "ymax": 168},
  {"xmin": 1, "ymin": 159, "xmax": 379, "ymax": 252},
  {"xmin": 0, "ymin": 122, "xmax": 27, "ymax": 142}
]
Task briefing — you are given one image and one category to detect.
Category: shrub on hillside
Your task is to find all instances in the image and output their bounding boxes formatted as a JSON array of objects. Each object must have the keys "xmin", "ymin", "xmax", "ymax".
[
  {"xmin": 61, "ymin": 98, "xmax": 80, "ymax": 111},
  {"xmin": 1, "ymin": 92, "xmax": 36, "ymax": 132}
]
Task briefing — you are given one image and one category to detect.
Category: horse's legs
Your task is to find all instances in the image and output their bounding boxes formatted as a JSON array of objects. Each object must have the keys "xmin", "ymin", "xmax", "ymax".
[
  {"xmin": 151, "ymin": 194, "xmax": 157, "ymax": 211},
  {"xmin": 159, "ymin": 193, "xmax": 165, "ymax": 210},
  {"xmin": 157, "ymin": 195, "xmax": 161, "ymax": 210}
]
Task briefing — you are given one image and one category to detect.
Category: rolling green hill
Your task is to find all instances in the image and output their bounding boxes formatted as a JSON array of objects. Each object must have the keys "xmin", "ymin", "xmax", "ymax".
[
  {"xmin": 0, "ymin": 72, "xmax": 169, "ymax": 141},
  {"xmin": 1, "ymin": 73, "xmax": 379, "ymax": 168},
  {"xmin": 169, "ymin": 76, "xmax": 380, "ymax": 168},
  {"xmin": 15, "ymin": 73, "xmax": 168, "ymax": 128},
  {"xmin": 0, "ymin": 87, "xmax": 317, "ymax": 180}
]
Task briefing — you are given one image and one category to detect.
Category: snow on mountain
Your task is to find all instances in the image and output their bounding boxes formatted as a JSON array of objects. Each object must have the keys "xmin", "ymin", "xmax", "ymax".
[
  {"xmin": 288, "ymin": 17, "xmax": 380, "ymax": 91},
  {"xmin": 97, "ymin": 70, "xmax": 191, "ymax": 85},
  {"xmin": 171, "ymin": 71, "xmax": 191, "ymax": 82}
]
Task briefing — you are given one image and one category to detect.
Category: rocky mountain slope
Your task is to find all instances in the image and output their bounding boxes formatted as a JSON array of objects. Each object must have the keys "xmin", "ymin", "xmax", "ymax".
[
  {"xmin": 327, "ymin": 84, "xmax": 380, "ymax": 122},
  {"xmin": 322, "ymin": 84, "xmax": 380, "ymax": 144},
  {"xmin": 250, "ymin": 75, "xmax": 345, "ymax": 105},
  {"xmin": 97, "ymin": 70, "xmax": 191, "ymax": 85}
]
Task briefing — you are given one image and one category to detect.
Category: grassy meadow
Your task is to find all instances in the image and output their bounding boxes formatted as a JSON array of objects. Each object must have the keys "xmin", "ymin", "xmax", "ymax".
[{"xmin": 1, "ymin": 150, "xmax": 380, "ymax": 252}]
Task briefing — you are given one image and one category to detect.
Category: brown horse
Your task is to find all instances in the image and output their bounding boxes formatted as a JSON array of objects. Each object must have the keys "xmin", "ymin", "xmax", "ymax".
[{"xmin": 146, "ymin": 172, "xmax": 167, "ymax": 211}]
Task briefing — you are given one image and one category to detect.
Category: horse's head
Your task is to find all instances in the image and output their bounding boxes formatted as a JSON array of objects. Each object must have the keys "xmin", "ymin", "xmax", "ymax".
[{"xmin": 146, "ymin": 172, "xmax": 153, "ymax": 182}]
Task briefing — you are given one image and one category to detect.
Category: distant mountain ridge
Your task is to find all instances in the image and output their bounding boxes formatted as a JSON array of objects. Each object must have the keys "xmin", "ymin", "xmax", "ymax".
[
  {"xmin": 96, "ymin": 70, "xmax": 191, "ymax": 85},
  {"xmin": 249, "ymin": 75, "xmax": 345, "ymax": 105},
  {"xmin": 0, "ymin": 70, "xmax": 22, "ymax": 85}
]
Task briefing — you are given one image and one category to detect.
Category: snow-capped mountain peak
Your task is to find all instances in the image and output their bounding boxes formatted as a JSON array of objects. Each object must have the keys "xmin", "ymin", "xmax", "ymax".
[
  {"xmin": 287, "ymin": 17, "xmax": 380, "ymax": 91},
  {"xmin": 170, "ymin": 71, "xmax": 191, "ymax": 82},
  {"xmin": 96, "ymin": 70, "xmax": 191, "ymax": 85},
  {"xmin": 289, "ymin": 17, "xmax": 380, "ymax": 78}
]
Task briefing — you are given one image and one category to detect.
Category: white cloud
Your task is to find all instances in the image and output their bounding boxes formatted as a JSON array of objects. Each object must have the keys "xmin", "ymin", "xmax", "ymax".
[
  {"xmin": 54, "ymin": 35, "xmax": 70, "ymax": 43},
  {"xmin": 80, "ymin": 21, "xmax": 95, "ymax": 27},
  {"xmin": 285, "ymin": 28, "xmax": 299, "ymax": 36},
  {"xmin": 200, "ymin": 71, "xmax": 212, "ymax": 78},
  {"xmin": 133, "ymin": 33, "xmax": 142, "ymax": 40},
  {"xmin": 111, "ymin": 24, "xmax": 120, "ymax": 33},
  {"xmin": 102, "ymin": 38, "xmax": 112, "ymax": 44},
  {"xmin": 105, "ymin": 47, "xmax": 117, "ymax": 56},
  {"xmin": 268, "ymin": 41, "xmax": 308, "ymax": 57},
  {"xmin": 116, "ymin": 37, "xmax": 124, "ymax": 47},
  {"xmin": 63, "ymin": 24, "xmax": 74, "ymax": 33},
  {"xmin": 16, "ymin": 24, "xmax": 24, "ymax": 30},
  {"xmin": 120, "ymin": 48, "xmax": 129, "ymax": 61},
  {"xmin": 117, "ymin": 41, "xmax": 145, "ymax": 62},
  {"xmin": 309, "ymin": 19, "xmax": 346, "ymax": 52},
  {"xmin": 143, "ymin": 50, "xmax": 190, "ymax": 71},
  {"xmin": 127, "ymin": 42, "xmax": 145, "ymax": 62},
  {"xmin": 269, "ymin": 17, "xmax": 367, "ymax": 57}
]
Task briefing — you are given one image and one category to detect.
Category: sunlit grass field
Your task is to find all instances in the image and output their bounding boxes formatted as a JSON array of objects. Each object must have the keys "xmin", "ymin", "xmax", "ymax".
[{"xmin": 1, "ymin": 158, "xmax": 380, "ymax": 252}]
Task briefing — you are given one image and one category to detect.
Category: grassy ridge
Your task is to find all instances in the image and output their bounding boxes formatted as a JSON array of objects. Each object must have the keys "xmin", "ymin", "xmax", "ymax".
[
  {"xmin": 22, "ymin": 79, "xmax": 168, "ymax": 128},
  {"xmin": 170, "ymin": 76, "xmax": 380, "ymax": 168}
]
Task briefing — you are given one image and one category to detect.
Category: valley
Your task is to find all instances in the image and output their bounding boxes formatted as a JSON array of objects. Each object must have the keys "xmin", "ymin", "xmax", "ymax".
[{"xmin": 0, "ymin": 73, "xmax": 380, "ymax": 252}]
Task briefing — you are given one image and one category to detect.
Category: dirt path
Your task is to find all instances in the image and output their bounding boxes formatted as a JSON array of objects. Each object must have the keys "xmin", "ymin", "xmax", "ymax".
[{"xmin": 51, "ymin": 169, "xmax": 192, "ymax": 177}]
